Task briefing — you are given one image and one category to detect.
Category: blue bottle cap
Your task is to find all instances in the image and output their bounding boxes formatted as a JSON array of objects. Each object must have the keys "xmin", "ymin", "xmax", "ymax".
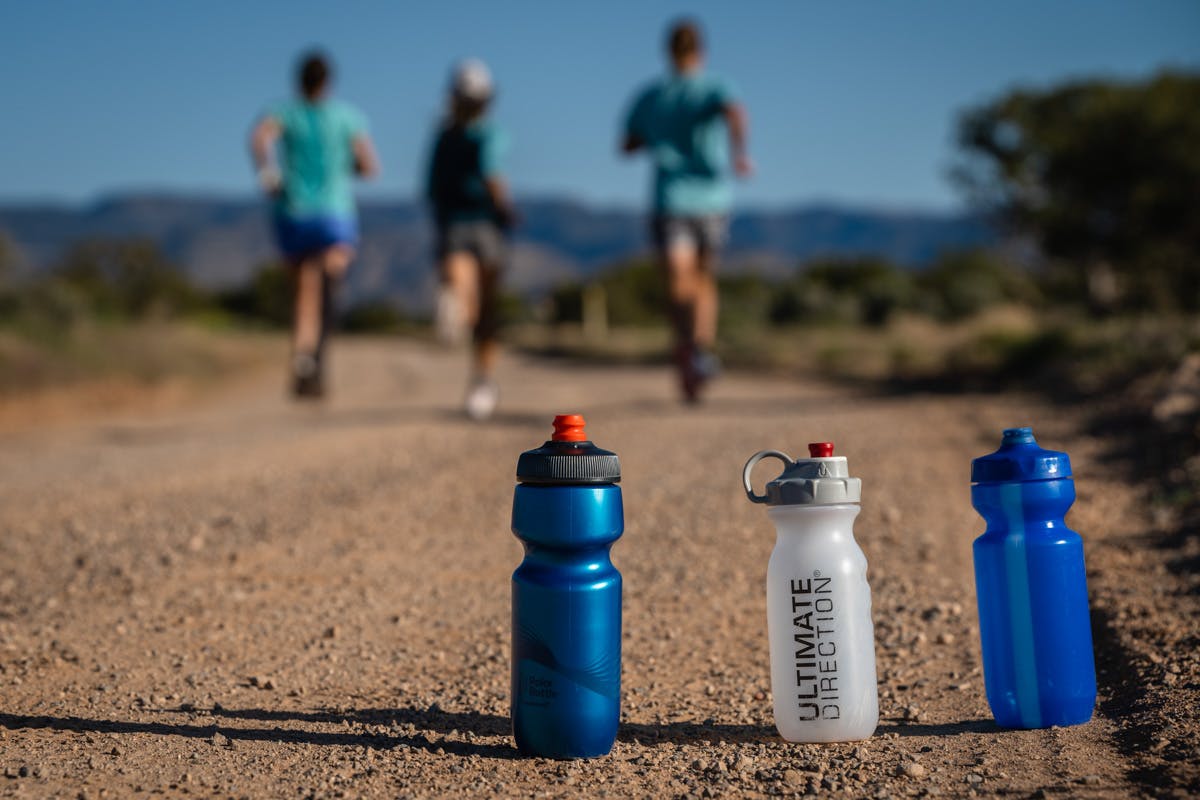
[{"xmin": 971, "ymin": 427, "xmax": 1072, "ymax": 484}]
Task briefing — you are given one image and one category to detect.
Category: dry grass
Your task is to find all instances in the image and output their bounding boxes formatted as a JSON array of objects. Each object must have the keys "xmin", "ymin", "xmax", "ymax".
[{"xmin": 0, "ymin": 321, "xmax": 276, "ymax": 431}]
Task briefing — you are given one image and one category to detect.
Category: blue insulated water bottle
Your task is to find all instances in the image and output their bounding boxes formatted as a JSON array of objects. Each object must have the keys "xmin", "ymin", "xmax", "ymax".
[
  {"xmin": 511, "ymin": 414, "xmax": 623, "ymax": 758},
  {"xmin": 971, "ymin": 427, "xmax": 1096, "ymax": 729}
]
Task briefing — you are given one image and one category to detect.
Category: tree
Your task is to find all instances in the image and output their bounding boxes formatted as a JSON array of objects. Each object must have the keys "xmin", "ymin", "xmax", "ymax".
[{"xmin": 955, "ymin": 72, "xmax": 1200, "ymax": 312}]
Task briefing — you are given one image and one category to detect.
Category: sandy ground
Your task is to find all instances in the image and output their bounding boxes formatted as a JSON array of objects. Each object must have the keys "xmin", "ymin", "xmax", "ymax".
[{"xmin": 0, "ymin": 338, "xmax": 1195, "ymax": 799}]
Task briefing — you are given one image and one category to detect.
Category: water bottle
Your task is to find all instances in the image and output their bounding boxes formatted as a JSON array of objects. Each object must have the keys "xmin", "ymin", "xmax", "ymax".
[
  {"xmin": 511, "ymin": 414, "xmax": 623, "ymax": 758},
  {"xmin": 742, "ymin": 442, "xmax": 878, "ymax": 742},
  {"xmin": 971, "ymin": 427, "xmax": 1096, "ymax": 729}
]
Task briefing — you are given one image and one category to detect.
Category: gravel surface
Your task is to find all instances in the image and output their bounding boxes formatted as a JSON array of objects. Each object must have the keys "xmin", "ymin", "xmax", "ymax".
[{"xmin": 0, "ymin": 339, "xmax": 1195, "ymax": 798}]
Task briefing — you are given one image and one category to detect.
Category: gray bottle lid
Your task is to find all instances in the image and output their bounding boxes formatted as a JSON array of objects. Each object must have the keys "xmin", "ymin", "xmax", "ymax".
[
  {"xmin": 516, "ymin": 414, "xmax": 621, "ymax": 485},
  {"xmin": 743, "ymin": 442, "xmax": 862, "ymax": 505}
]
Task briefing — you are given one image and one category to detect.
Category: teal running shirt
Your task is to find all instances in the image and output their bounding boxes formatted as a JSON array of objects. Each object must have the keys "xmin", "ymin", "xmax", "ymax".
[
  {"xmin": 624, "ymin": 72, "xmax": 738, "ymax": 215},
  {"xmin": 266, "ymin": 98, "xmax": 368, "ymax": 220}
]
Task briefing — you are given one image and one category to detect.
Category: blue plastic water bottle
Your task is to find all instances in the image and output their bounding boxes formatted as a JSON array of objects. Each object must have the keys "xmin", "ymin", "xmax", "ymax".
[
  {"xmin": 511, "ymin": 414, "xmax": 623, "ymax": 758},
  {"xmin": 971, "ymin": 427, "xmax": 1096, "ymax": 729}
]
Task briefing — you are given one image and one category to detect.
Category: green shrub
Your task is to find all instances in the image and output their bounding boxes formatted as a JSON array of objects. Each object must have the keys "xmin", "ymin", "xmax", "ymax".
[
  {"xmin": 916, "ymin": 250, "xmax": 1039, "ymax": 320},
  {"xmin": 774, "ymin": 258, "xmax": 915, "ymax": 327},
  {"xmin": 216, "ymin": 263, "xmax": 291, "ymax": 327}
]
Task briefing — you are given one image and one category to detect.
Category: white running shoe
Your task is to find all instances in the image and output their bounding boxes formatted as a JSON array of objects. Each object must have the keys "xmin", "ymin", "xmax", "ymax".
[{"xmin": 464, "ymin": 376, "xmax": 499, "ymax": 421}]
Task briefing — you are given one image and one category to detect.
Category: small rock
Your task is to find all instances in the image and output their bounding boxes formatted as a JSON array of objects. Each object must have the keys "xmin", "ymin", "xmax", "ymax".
[
  {"xmin": 782, "ymin": 769, "xmax": 803, "ymax": 784},
  {"xmin": 898, "ymin": 762, "xmax": 927, "ymax": 779},
  {"xmin": 965, "ymin": 773, "xmax": 983, "ymax": 785},
  {"xmin": 210, "ymin": 732, "xmax": 228, "ymax": 747},
  {"xmin": 1078, "ymin": 775, "xmax": 1102, "ymax": 786},
  {"xmin": 323, "ymin": 625, "xmax": 340, "ymax": 639},
  {"xmin": 936, "ymin": 632, "xmax": 955, "ymax": 645},
  {"xmin": 249, "ymin": 675, "xmax": 276, "ymax": 690}
]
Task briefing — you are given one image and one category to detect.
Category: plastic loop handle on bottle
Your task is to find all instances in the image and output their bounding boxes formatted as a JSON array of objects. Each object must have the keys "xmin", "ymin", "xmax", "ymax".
[{"xmin": 743, "ymin": 450, "xmax": 793, "ymax": 504}]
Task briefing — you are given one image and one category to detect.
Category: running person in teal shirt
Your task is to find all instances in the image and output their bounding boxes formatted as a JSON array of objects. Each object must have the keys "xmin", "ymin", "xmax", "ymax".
[
  {"xmin": 250, "ymin": 51, "xmax": 379, "ymax": 398},
  {"xmin": 622, "ymin": 19, "xmax": 752, "ymax": 403}
]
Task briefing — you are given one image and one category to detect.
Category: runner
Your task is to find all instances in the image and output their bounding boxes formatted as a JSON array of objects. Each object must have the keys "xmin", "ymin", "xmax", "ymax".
[
  {"xmin": 425, "ymin": 59, "xmax": 517, "ymax": 421},
  {"xmin": 249, "ymin": 50, "xmax": 379, "ymax": 398},
  {"xmin": 621, "ymin": 19, "xmax": 752, "ymax": 403}
]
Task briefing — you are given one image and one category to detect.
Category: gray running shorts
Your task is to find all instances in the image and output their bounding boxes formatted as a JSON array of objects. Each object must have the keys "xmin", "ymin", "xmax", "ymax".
[
  {"xmin": 651, "ymin": 214, "xmax": 729, "ymax": 258},
  {"xmin": 436, "ymin": 220, "xmax": 507, "ymax": 269}
]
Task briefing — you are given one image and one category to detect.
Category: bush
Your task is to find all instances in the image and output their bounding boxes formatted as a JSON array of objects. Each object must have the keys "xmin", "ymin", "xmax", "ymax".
[
  {"xmin": 773, "ymin": 258, "xmax": 915, "ymax": 327},
  {"xmin": 551, "ymin": 259, "xmax": 665, "ymax": 327},
  {"xmin": 916, "ymin": 250, "xmax": 1039, "ymax": 321},
  {"xmin": 341, "ymin": 301, "xmax": 410, "ymax": 333},
  {"xmin": 216, "ymin": 263, "xmax": 291, "ymax": 327},
  {"xmin": 54, "ymin": 239, "xmax": 204, "ymax": 319}
]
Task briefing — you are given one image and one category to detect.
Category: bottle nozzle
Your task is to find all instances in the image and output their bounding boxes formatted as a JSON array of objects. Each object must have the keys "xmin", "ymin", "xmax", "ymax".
[
  {"xmin": 1002, "ymin": 427, "xmax": 1036, "ymax": 445},
  {"xmin": 552, "ymin": 414, "xmax": 588, "ymax": 442},
  {"xmin": 808, "ymin": 442, "xmax": 835, "ymax": 458}
]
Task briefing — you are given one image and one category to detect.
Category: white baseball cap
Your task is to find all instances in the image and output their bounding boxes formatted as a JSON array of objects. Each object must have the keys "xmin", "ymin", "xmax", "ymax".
[{"xmin": 451, "ymin": 58, "xmax": 494, "ymax": 101}]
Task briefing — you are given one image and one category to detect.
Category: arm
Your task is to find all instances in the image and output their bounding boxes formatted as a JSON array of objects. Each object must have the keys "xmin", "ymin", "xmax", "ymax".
[
  {"xmin": 485, "ymin": 177, "xmax": 518, "ymax": 230},
  {"xmin": 249, "ymin": 116, "xmax": 283, "ymax": 193},
  {"xmin": 620, "ymin": 88, "xmax": 649, "ymax": 156},
  {"xmin": 352, "ymin": 134, "xmax": 380, "ymax": 180},
  {"xmin": 724, "ymin": 102, "xmax": 753, "ymax": 177},
  {"xmin": 480, "ymin": 127, "xmax": 518, "ymax": 229}
]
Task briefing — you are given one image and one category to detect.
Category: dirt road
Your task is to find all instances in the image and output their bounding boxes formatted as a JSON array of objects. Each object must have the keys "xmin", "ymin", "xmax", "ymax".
[{"xmin": 0, "ymin": 339, "xmax": 1193, "ymax": 798}]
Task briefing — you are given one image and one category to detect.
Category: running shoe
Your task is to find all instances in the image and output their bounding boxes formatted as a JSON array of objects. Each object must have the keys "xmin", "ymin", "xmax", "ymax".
[
  {"xmin": 674, "ymin": 343, "xmax": 700, "ymax": 404},
  {"xmin": 464, "ymin": 375, "xmax": 499, "ymax": 421},
  {"xmin": 692, "ymin": 348, "xmax": 722, "ymax": 382},
  {"xmin": 291, "ymin": 352, "xmax": 324, "ymax": 399},
  {"xmin": 675, "ymin": 343, "xmax": 720, "ymax": 404}
]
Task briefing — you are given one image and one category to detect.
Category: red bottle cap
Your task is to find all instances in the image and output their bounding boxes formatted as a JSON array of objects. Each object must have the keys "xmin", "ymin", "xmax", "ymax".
[
  {"xmin": 808, "ymin": 442, "xmax": 835, "ymax": 458},
  {"xmin": 552, "ymin": 414, "xmax": 588, "ymax": 442}
]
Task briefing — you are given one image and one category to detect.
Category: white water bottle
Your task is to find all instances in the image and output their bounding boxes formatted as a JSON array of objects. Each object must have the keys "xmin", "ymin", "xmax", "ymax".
[{"xmin": 742, "ymin": 442, "xmax": 878, "ymax": 742}]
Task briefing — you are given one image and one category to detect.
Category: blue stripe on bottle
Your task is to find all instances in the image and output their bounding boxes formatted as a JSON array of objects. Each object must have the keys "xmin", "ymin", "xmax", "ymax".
[{"xmin": 1000, "ymin": 482, "xmax": 1042, "ymax": 728}]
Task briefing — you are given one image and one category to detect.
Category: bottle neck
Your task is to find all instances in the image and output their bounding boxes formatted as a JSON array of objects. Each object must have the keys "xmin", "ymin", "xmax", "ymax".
[{"xmin": 768, "ymin": 503, "xmax": 860, "ymax": 534}]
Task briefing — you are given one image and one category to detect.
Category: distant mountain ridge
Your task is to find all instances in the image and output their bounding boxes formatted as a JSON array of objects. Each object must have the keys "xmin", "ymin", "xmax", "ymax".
[{"xmin": 0, "ymin": 193, "xmax": 994, "ymax": 309}]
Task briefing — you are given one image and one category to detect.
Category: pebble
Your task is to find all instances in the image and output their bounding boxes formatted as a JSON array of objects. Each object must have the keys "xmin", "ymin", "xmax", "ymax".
[
  {"xmin": 249, "ymin": 675, "xmax": 276, "ymax": 690},
  {"xmin": 898, "ymin": 762, "xmax": 927, "ymax": 779},
  {"xmin": 1078, "ymin": 775, "xmax": 1102, "ymax": 785},
  {"xmin": 210, "ymin": 732, "xmax": 228, "ymax": 747},
  {"xmin": 782, "ymin": 769, "xmax": 803, "ymax": 785},
  {"xmin": 965, "ymin": 773, "xmax": 984, "ymax": 785}
]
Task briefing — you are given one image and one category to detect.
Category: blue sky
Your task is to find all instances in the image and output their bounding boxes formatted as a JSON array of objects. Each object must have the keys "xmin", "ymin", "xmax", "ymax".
[{"xmin": 1, "ymin": 1, "xmax": 1196, "ymax": 211}]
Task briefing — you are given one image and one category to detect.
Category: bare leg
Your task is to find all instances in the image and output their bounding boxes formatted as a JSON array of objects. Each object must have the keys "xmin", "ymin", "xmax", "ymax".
[
  {"xmin": 292, "ymin": 257, "xmax": 324, "ymax": 356},
  {"xmin": 442, "ymin": 250, "xmax": 481, "ymax": 333},
  {"xmin": 663, "ymin": 241, "xmax": 701, "ymax": 348},
  {"xmin": 693, "ymin": 250, "xmax": 719, "ymax": 349},
  {"xmin": 474, "ymin": 265, "xmax": 500, "ymax": 377},
  {"xmin": 321, "ymin": 244, "xmax": 355, "ymax": 280},
  {"xmin": 314, "ymin": 245, "xmax": 353, "ymax": 361},
  {"xmin": 444, "ymin": 252, "xmax": 502, "ymax": 421}
]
